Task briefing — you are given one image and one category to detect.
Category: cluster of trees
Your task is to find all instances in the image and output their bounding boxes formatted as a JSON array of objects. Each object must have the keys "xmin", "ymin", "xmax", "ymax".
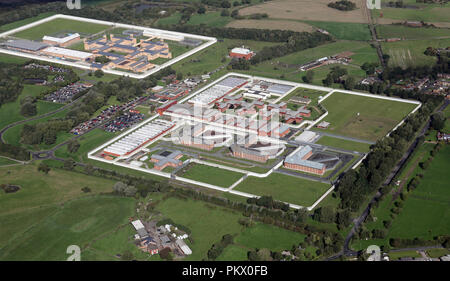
[
  {"xmin": 336, "ymin": 95, "xmax": 442, "ymax": 213},
  {"xmin": 201, "ymin": 0, "xmax": 232, "ymax": 8},
  {"xmin": 328, "ymin": 0, "xmax": 357, "ymax": 11},
  {"xmin": 322, "ymin": 66, "xmax": 355, "ymax": 89},
  {"xmin": 0, "ymin": 63, "xmax": 23, "ymax": 108},
  {"xmin": 246, "ymin": 195, "xmax": 290, "ymax": 212},
  {"xmin": 206, "ymin": 234, "xmax": 233, "ymax": 260},
  {"xmin": 94, "ymin": 56, "xmax": 111, "ymax": 64},
  {"xmin": 386, "ymin": 0, "xmax": 405, "ymax": 7},
  {"xmin": 229, "ymin": 58, "xmax": 250, "ymax": 70},
  {"xmin": 0, "ymin": 143, "xmax": 29, "ymax": 161},
  {"xmin": 302, "ymin": 71, "xmax": 315, "ymax": 83},
  {"xmin": 20, "ymin": 96, "xmax": 37, "ymax": 117},
  {"xmin": 112, "ymin": 181, "xmax": 137, "ymax": 197},
  {"xmin": 21, "ymin": 119, "xmax": 73, "ymax": 145},
  {"xmin": 361, "ymin": 62, "xmax": 379, "ymax": 75}
]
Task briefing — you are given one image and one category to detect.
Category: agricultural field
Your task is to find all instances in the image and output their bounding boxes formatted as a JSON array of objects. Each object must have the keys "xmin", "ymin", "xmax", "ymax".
[
  {"xmin": 372, "ymin": 0, "xmax": 450, "ymax": 27},
  {"xmin": 318, "ymin": 92, "xmax": 418, "ymax": 141},
  {"xmin": 226, "ymin": 19, "xmax": 315, "ymax": 32},
  {"xmin": 238, "ymin": 0, "xmax": 368, "ymax": 23},
  {"xmin": 234, "ymin": 173, "xmax": 330, "ymax": 207},
  {"xmin": 350, "ymin": 144, "xmax": 450, "ymax": 251},
  {"xmin": 315, "ymin": 136, "xmax": 371, "ymax": 153},
  {"xmin": 303, "ymin": 21, "xmax": 372, "ymax": 41},
  {"xmin": 12, "ymin": 18, "xmax": 111, "ymax": 40},
  {"xmin": 187, "ymin": 12, "xmax": 233, "ymax": 27},
  {"xmin": 376, "ymin": 25, "xmax": 450, "ymax": 40},
  {"xmin": 178, "ymin": 164, "xmax": 244, "ymax": 188},
  {"xmin": 381, "ymin": 38, "xmax": 450, "ymax": 68}
]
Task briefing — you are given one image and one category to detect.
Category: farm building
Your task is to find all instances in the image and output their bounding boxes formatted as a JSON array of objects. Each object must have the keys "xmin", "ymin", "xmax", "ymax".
[{"xmin": 229, "ymin": 47, "xmax": 255, "ymax": 60}]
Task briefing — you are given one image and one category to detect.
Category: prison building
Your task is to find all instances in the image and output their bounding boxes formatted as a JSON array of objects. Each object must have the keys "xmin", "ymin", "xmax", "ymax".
[
  {"xmin": 150, "ymin": 150, "xmax": 183, "ymax": 171},
  {"xmin": 3, "ymin": 39, "xmax": 48, "ymax": 53},
  {"xmin": 103, "ymin": 120, "xmax": 175, "ymax": 157},
  {"xmin": 230, "ymin": 144, "xmax": 269, "ymax": 163},
  {"xmin": 157, "ymin": 100, "xmax": 178, "ymax": 115},
  {"xmin": 289, "ymin": 96, "xmax": 311, "ymax": 105},
  {"xmin": 41, "ymin": 46, "xmax": 94, "ymax": 61},
  {"xmin": 230, "ymin": 142, "xmax": 283, "ymax": 163},
  {"xmin": 229, "ymin": 47, "xmax": 254, "ymax": 60},
  {"xmin": 283, "ymin": 145, "xmax": 326, "ymax": 175},
  {"xmin": 42, "ymin": 33, "xmax": 80, "ymax": 47}
]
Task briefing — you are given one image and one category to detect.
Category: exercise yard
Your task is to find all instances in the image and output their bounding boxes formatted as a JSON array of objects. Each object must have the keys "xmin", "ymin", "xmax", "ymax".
[
  {"xmin": 234, "ymin": 173, "xmax": 330, "ymax": 207},
  {"xmin": 319, "ymin": 92, "xmax": 417, "ymax": 142},
  {"xmin": 178, "ymin": 163, "xmax": 244, "ymax": 188},
  {"xmin": 11, "ymin": 18, "xmax": 111, "ymax": 40}
]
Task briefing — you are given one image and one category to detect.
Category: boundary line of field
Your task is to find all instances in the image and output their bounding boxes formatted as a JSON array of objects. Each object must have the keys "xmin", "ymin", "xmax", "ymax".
[{"xmin": 0, "ymin": 14, "xmax": 217, "ymax": 79}]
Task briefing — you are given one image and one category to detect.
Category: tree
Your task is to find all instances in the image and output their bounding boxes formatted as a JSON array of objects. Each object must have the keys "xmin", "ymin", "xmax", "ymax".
[
  {"xmin": 113, "ymin": 181, "xmax": 127, "ymax": 194},
  {"xmin": 302, "ymin": 70, "xmax": 314, "ymax": 83},
  {"xmin": 67, "ymin": 139, "xmax": 80, "ymax": 153},
  {"xmin": 344, "ymin": 76, "xmax": 356, "ymax": 90},
  {"xmin": 121, "ymin": 250, "xmax": 134, "ymax": 261},
  {"xmin": 431, "ymin": 112, "xmax": 445, "ymax": 131},
  {"xmin": 20, "ymin": 102, "xmax": 37, "ymax": 117},
  {"xmin": 63, "ymin": 159, "xmax": 75, "ymax": 170},
  {"xmin": 220, "ymin": 9, "xmax": 230, "ymax": 16},
  {"xmin": 313, "ymin": 206, "xmax": 335, "ymax": 223},
  {"xmin": 197, "ymin": 6, "xmax": 206, "ymax": 14},
  {"xmin": 94, "ymin": 69, "xmax": 104, "ymax": 78},
  {"xmin": 38, "ymin": 162, "xmax": 50, "ymax": 174}
]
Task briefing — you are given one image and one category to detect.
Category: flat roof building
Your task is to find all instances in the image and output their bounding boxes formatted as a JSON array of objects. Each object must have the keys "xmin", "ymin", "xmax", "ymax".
[
  {"xmin": 284, "ymin": 145, "xmax": 326, "ymax": 175},
  {"xmin": 3, "ymin": 39, "xmax": 48, "ymax": 52}
]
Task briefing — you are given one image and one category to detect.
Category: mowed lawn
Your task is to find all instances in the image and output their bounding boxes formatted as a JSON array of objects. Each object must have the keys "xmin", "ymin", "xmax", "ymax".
[
  {"xmin": 234, "ymin": 173, "xmax": 330, "ymax": 207},
  {"xmin": 316, "ymin": 136, "xmax": 371, "ymax": 152},
  {"xmin": 12, "ymin": 18, "xmax": 111, "ymax": 40},
  {"xmin": 179, "ymin": 164, "xmax": 244, "ymax": 188},
  {"xmin": 320, "ymin": 92, "xmax": 417, "ymax": 141}
]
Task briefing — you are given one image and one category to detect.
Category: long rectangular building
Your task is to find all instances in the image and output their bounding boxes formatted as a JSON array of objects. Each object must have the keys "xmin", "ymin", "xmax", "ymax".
[{"xmin": 283, "ymin": 145, "xmax": 326, "ymax": 175}]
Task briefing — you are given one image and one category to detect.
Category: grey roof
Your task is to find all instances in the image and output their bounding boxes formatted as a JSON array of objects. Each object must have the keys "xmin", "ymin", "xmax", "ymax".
[
  {"xmin": 137, "ymin": 228, "xmax": 149, "ymax": 238},
  {"xmin": 4, "ymin": 39, "xmax": 48, "ymax": 51},
  {"xmin": 267, "ymin": 83, "xmax": 294, "ymax": 94},
  {"xmin": 284, "ymin": 146, "xmax": 324, "ymax": 170},
  {"xmin": 217, "ymin": 76, "xmax": 248, "ymax": 88}
]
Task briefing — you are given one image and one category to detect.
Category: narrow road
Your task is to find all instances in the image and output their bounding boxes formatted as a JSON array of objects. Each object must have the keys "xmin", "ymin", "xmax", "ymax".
[{"xmin": 328, "ymin": 100, "xmax": 449, "ymax": 260}]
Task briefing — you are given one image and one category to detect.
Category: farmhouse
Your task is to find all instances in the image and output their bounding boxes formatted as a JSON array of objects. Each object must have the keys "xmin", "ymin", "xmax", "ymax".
[
  {"xmin": 229, "ymin": 47, "xmax": 255, "ymax": 60},
  {"xmin": 284, "ymin": 145, "xmax": 326, "ymax": 175}
]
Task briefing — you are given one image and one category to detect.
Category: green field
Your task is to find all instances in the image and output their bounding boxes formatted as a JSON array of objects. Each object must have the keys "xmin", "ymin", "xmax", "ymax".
[
  {"xmin": 350, "ymin": 144, "xmax": 450, "ymax": 251},
  {"xmin": 0, "ymin": 85, "xmax": 62, "ymax": 131},
  {"xmin": 319, "ymin": 92, "xmax": 417, "ymax": 141},
  {"xmin": 13, "ymin": 18, "xmax": 111, "ymax": 40},
  {"xmin": 316, "ymin": 136, "xmax": 371, "ymax": 152},
  {"xmin": 0, "ymin": 12, "xmax": 56, "ymax": 32},
  {"xmin": 216, "ymin": 244, "xmax": 249, "ymax": 261},
  {"xmin": 234, "ymin": 173, "xmax": 330, "ymax": 206},
  {"xmin": 372, "ymin": 2, "xmax": 450, "ymax": 24},
  {"xmin": 376, "ymin": 25, "xmax": 450, "ymax": 40},
  {"xmin": 179, "ymin": 164, "xmax": 244, "ymax": 188},
  {"xmin": 187, "ymin": 12, "xmax": 233, "ymax": 27},
  {"xmin": 0, "ymin": 157, "xmax": 19, "ymax": 166},
  {"xmin": 303, "ymin": 21, "xmax": 372, "ymax": 41},
  {"xmin": 382, "ymin": 38, "xmax": 450, "ymax": 68}
]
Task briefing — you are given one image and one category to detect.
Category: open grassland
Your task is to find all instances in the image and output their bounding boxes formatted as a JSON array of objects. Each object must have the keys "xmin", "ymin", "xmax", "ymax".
[
  {"xmin": 12, "ymin": 18, "xmax": 111, "ymax": 40},
  {"xmin": 0, "ymin": 157, "xmax": 19, "ymax": 166},
  {"xmin": 0, "ymin": 195, "xmax": 134, "ymax": 260},
  {"xmin": 187, "ymin": 12, "xmax": 233, "ymax": 27},
  {"xmin": 226, "ymin": 19, "xmax": 315, "ymax": 32},
  {"xmin": 179, "ymin": 164, "xmax": 244, "ymax": 188},
  {"xmin": 238, "ymin": 0, "xmax": 368, "ymax": 23},
  {"xmin": 382, "ymin": 38, "xmax": 450, "ymax": 68},
  {"xmin": 234, "ymin": 173, "xmax": 330, "ymax": 206},
  {"xmin": 277, "ymin": 40, "xmax": 378, "ymax": 66},
  {"xmin": 154, "ymin": 197, "xmax": 244, "ymax": 261},
  {"xmin": 319, "ymin": 92, "xmax": 417, "ymax": 141},
  {"xmin": 316, "ymin": 136, "xmax": 371, "ymax": 152},
  {"xmin": 350, "ymin": 144, "xmax": 450, "ymax": 251},
  {"xmin": 0, "ymin": 84, "xmax": 62, "ymax": 131},
  {"xmin": 443, "ymin": 105, "xmax": 450, "ymax": 133},
  {"xmin": 372, "ymin": 1, "xmax": 450, "ymax": 25},
  {"xmin": 0, "ymin": 163, "xmax": 118, "ymax": 252},
  {"xmin": 216, "ymin": 244, "xmax": 249, "ymax": 261},
  {"xmin": 376, "ymin": 25, "xmax": 450, "ymax": 40}
]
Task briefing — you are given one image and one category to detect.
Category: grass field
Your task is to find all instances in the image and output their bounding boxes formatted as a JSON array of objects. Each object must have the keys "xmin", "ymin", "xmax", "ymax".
[
  {"xmin": 0, "ymin": 12, "xmax": 56, "ymax": 32},
  {"xmin": 350, "ymin": 144, "xmax": 450, "ymax": 251},
  {"xmin": 376, "ymin": 25, "xmax": 450, "ymax": 40},
  {"xmin": 0, "ymin": 157, "xmax": 19, "ymax": 166},
  {"xmin": 382, "ymin": 38, "xmax": 450, "ymax": 68},
  {"xmin": 154, "ymin": 197, "xmax": 244, "ymax": 260},
  {"xmin": 372, "ymin": 2, "xmax": 450, "ymax": 25},
  {"xmin": 12, "ymin": 18, "xmax": 111, "ymax": 40},
  {"xmin": 234, "ymin": 173, "xmax": 330, "ymax": 206},
  {"xmin": 179, "ymin": 164, "xmax": 244, "ymax": 188},
  {"xmin": 187, "ymin": 12, "xmax": 233, "ymax": 27},
  {"xmin": 303, "ymin": 21, "xmax": 371, "ymax": 41},
  {"xmin": 238, "ymin": 0, "xmax": 368, "ymax": 23},
  {"xmin": 216, "ymin": 244, "xmax": 249, "ymax": 261},
  {"xmin": 319, "ymin": 92, "xmax": 417, "ymax": 141},
  {"xmin": 0, "ymin": 85, "xmax": 62, "ymax": 131},
  {"xmin": 0, "ymin": 163, "xmax": 120, "ymax": 255},
  {"xmin": 316, "ymin": 136, "xmax": 371, "ymax": 152},
  {"xmin": 227, "ymin": 19, "xmax": 315, "ymax": 32}
]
